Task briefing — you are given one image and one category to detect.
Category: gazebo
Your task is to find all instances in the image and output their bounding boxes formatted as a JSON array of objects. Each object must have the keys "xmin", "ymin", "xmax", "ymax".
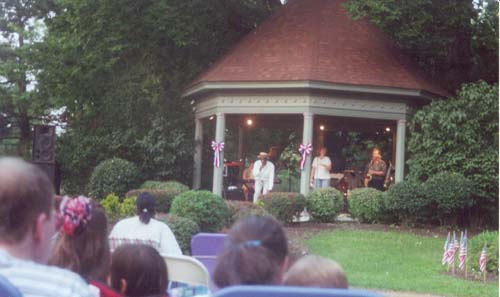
[{"xmin": 183, "ymin": 0, "xmax": 448, "ymax": 196}]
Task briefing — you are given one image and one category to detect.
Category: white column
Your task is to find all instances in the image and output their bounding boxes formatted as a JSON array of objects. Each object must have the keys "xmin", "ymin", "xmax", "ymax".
[
  {"xmin": 192, "ymin": 118, "xmax": 203, "ymax": 190},
  {"xmin": 212, "ymin": 112, "xmax": 225, "ymax": 196},
  {"xmin": 237, "ymin": 125, "xmax": 244, "ymax": 162},
  {"xmin": 300, "ymin": 112, "xmax": 314, "ymax": 195},
  {"xmin": 395, "ymin": 119, "xmax": 406, "ymax": 182}
]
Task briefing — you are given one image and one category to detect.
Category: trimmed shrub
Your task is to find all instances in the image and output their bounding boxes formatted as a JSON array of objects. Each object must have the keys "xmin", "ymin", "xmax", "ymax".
[
  {"xmin": 87, "ymin": 158, "xmax": 140, "ymax": 199},
  {"xmin": 306, "ymin": 188, "xmax": 343, "ymax": 223},
  {"xmin": 260, "ymin": 192, "xmax": 306, "ymax": 224},
  {"xmin": 127, "ymin": 189, "xmax": 181, "ymax": 213},
  {"xmin": 469, "ymin": 231, "xmax": 498, "ymax": 273},
  {"xmin": 131, "ymin": 180, "xmax": 189, "ymax": 213},
  {"xmin": 101, "ymin": 193, "xmax": 136, "ymax": 222},
  {"xmin": 423, "ymin": 172, "xmax": 473, "ymax": 221},
  {"xmin": 160, "ymin": 215, "xmax": 200, "ymax": 255},
  {"xmin": 226, "ymin": 201, "xmax": 270, "ymax": 226},
  {"xmin": 349, "ymin": 188, "xmax": 384, "ymax": 223},
  {"xmin": 170, "ymin": 190, "xmax": 229, "ymax": 232},
  {"xmin": 140, "ymin": 180, "xmax": 189, "ymax": 192},
  {"xmin": 385, "ymin": 180, "xmax": 430, "ymax": 224}
]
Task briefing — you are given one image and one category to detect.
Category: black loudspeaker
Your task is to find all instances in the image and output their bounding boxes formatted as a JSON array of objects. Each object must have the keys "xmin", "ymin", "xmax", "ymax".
[
  {"xmin": 33, "ymin": 162, "xmax": 61, "ymax": 195},
  {"xmin": 32, "ymin": 125, "xmax": 56, "ymax": 163}
]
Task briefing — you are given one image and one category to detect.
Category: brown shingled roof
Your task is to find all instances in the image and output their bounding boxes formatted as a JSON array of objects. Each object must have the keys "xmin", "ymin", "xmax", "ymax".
[{"xmin": 188, "ymin": 0, "xmax": 448, "ymax": 97}]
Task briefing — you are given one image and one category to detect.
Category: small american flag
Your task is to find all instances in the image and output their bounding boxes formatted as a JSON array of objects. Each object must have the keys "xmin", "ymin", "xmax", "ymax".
[
  {"xmin": 441, "ymin": 232, "xmax": 450, "ymax": 265},
  {"xmin": 479, "ymin": 243, "xmax": 487, "ymax": 273},
  {"xmin": 446, "ymin": 232, "xmax": 459, "ymax": 265},
  {"xmin": 458, "ymin": 231, "xmax": 467, "ymax": 270}
]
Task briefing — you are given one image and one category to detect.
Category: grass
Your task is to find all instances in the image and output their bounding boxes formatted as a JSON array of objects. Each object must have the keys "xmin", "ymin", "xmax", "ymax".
[{"xmin": 306, "ymin": 230, "xmax": 498, "ymax": 297}]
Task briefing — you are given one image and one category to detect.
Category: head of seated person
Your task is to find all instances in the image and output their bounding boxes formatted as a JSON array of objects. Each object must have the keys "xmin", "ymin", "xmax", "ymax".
[
  {"xmin": 283, "ymin": 255, "xmax": 348, "ymax": 289},
  {"xmin": 137, "ymin": 192, "xmax": 156, "ymax": 224},
  {"xmin": 49, "ymin": 196, "xmax": 110, "ymax": 283},
  {"xmin": 214, "ymin": 215, "xmax": 288, "ymax": 288},
  {"xmin": 0, "ymin": 157, "xmax": 55, "ymax": 264},
  {"xmin": 110, "ymin": 243, "xmax": 168, "ymax": 297}
]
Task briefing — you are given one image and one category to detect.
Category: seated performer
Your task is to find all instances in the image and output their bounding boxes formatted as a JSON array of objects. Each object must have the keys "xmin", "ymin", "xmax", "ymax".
[
  {"xmin": 242, "ymin": 161, "xmax": 255, "ymax": 201},
  {"xmin": 252, "ymin": 152, "xmax": 275, "ymax": 203},
  {"xmin": 365, "ymin": 148, "xmax": 387, "ymax": 191}
]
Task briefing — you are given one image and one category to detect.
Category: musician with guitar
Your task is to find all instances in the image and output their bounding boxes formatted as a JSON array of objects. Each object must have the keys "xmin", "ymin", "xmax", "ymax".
[{"xmin": 364, "ymin": 148, "xmax": 387, "ymax": 191}]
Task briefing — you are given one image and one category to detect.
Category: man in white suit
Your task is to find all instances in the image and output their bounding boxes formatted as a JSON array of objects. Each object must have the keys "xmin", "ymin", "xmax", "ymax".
[{"xmin": 252, "ymin": 152, "xmax": 275, "ymax": 203}]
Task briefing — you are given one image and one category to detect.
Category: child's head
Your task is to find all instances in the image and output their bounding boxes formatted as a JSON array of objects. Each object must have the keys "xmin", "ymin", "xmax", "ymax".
[
  {"xmin": 49, "ymin": 196, "xmax": 110, "ymax": 282},
  {"xmin": 110, "ymin": 244, "xmax": 168, "ymax": 297},
  {"xmin": 214, "ymin": 215, "xmax": 288, "ymax": 288},
  {"xmin": 283, "ymin": 255, "xmax": 348, "ymax": 289}
]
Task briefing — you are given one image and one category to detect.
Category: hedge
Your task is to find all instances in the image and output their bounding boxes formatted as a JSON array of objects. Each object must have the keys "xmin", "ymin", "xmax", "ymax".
[
  {"xmin": 260, "ymin": 192, "xmax": 306, "ymax": 224},
  {"xmin": 306, "ymin": 188, "xmax": 343, "ymax": 223},
  {"xmin": 170, "ymin": 190, "xmax": 229, "ymax": 232}
]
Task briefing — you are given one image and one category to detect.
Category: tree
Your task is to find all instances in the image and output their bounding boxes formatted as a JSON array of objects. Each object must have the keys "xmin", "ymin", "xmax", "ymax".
[
  {"xmin": 344, "ymin": 0, "xmax": 499, "ymax": 93},
  {"xmin": 0, "ymin": 0, "xmax": 55, "ymax": 157},
  {"xmin": 407, "ymin": 81, "xmax": 498, "ymax": 225},
  {"xmin": 37, "ymin": 0, "xmax": 279, "ymax": 193}
]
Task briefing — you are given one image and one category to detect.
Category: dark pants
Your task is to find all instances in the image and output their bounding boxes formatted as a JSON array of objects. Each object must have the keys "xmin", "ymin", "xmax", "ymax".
[{"xmin": 368, "ymin": 177, "xmax": 384, "ymax": 191}]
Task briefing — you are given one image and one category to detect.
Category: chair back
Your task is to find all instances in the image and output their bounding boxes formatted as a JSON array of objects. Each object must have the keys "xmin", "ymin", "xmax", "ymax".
[
  {"xmin": 212, "ymin": 285, "xmax": 382, "ymax": 297},
  {"xmin": 190, "ymin": 233, "xmax": 227, "ymax": 256},
  {"xmin": 0, "ymin": 274, "xmax": 22, "ymax": 297},
  {"xmin": 162, "ymin": 254, "xmax": 210, "ymax": 288},
  {"xmin": 190, "ymin": 233, "xmax": 227, "ymax": 292}
]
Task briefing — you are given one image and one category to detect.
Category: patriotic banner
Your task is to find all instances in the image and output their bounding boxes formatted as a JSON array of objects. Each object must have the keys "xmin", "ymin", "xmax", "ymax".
[
  {"xmin": 211, "ymin": 141, "xmax": 224, "ymax": 168},
  {"xmin": 442, "ymin": 232, "xmax": 450, "ymax": 265},
  {"xmin": 479, "ymin": 243, "xmax": 487, "ymax": 273},
  {"xmin": 458, "ymin": 230, "xmax": 468, "ymax": 270},
  {"xmin": 298, "ymin": 143, "xmax": 313, "ymax": 170}
]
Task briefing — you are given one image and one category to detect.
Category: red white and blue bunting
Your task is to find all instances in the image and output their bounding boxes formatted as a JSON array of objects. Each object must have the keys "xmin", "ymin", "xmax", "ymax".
[
  {"xmin": 211, "ymin": 141, "xmax": 225, "ymax": 168},
  {"xmin": 298, "ymin": 143, "xmax": 313, "ymax": 170}
]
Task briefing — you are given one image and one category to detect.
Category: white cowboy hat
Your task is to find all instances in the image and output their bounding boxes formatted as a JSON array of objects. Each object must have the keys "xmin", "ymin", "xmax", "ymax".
[{"xmin": 257, "ymin": 152, "xmax": 269, "ymax": 159}]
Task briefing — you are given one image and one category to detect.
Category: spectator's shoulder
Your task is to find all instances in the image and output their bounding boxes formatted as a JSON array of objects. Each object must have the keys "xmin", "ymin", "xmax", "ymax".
[{"xmin": 22, "ymin": 263, "xmax": 93, "ymax": 297}]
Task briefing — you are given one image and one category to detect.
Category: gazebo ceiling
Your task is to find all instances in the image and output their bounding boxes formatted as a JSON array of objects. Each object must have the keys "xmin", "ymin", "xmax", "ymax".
[
  {"xmin": 223, "ymin": 114, "xmax": 395, "ymax": 133},
  {"xmin": 184, "ymin": 0, "xmax": 449, "ymax": 100}
]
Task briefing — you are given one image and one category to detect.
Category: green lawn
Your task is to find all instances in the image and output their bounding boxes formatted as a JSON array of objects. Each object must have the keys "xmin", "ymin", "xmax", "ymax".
[{"xmin": 306, "ymin": 230, "xmax": 498, "ymax": 297}]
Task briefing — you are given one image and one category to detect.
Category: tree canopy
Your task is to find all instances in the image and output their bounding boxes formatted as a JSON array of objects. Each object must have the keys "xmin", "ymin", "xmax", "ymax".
[
  {"xmin": 36, "ymin": 0, "xmax": 279, "ymax": 193},
  {"xmin": 407, "ymin": 81, "xmax": 498, "ymax": 211},
  {"xmin": 0, "ymin": 0, "xmax": 55, "ymax": 157},
  {"xmin": 345, "ymin": 0, "xmax": 499, "ymax": 92}
]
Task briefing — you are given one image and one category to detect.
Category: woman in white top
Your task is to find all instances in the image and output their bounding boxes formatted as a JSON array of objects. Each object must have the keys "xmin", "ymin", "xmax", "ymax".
[
  {"xmin": 310, "ymin": 147, "xmax": 332, "ymax": 189},
  {"xmin": 109, "ymin": 192, "xmax": 182, "ymax": 255}
]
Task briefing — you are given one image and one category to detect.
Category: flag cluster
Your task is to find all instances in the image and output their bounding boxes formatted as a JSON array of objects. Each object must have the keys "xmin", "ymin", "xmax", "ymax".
[
  {"xmin": 441, "ymin": 230, "xmax": 489, "ymax": 274},
  {"xmin": 442, "ymin": 231, "xmax": 461, "ymax": 266}
]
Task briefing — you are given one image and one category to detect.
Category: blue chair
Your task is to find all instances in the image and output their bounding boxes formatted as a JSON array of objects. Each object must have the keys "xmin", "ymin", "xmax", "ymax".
[
  {"xmin": 0, "ymin": 274, "xmax": 22, "ymax": 297},
  {"xmin": 212, "ymin": 285, "xmax": 382, "ymax": 297}
]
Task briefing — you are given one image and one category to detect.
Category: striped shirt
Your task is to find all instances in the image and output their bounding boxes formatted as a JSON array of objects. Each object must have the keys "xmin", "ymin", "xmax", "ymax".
[{"xmin": 0, "ymin": 250, "xmax": 94, "ymax": 297}]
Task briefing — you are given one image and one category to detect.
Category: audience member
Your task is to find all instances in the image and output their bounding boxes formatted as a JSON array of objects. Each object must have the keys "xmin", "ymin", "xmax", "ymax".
[
  {"xmin": 283, "ymin": 255, "xmax": 348, "ymax": 289},
  {"xmin": 110, "ymin": 244, "xmax": 168, "ymax": 297},
  {"xmin": 109, "ymin": 192, "xmax": 181, "ymax": 255},
  {"xmin": 214, "ymin": 215, "xmax": 288, "ymax": 287},
  {"xmin": 49, "ymin": 196, "xmax": 111, "ymax": 283},
  {"xmin": 0, "ymin": 157, "xmax": 93, "ymax": 297}
]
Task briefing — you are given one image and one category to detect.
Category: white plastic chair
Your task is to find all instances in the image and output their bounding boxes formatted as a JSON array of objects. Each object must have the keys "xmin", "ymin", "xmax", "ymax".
[{"xmin": 162, "ymin": 254, "xmax": 211, "ymax": 288}]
